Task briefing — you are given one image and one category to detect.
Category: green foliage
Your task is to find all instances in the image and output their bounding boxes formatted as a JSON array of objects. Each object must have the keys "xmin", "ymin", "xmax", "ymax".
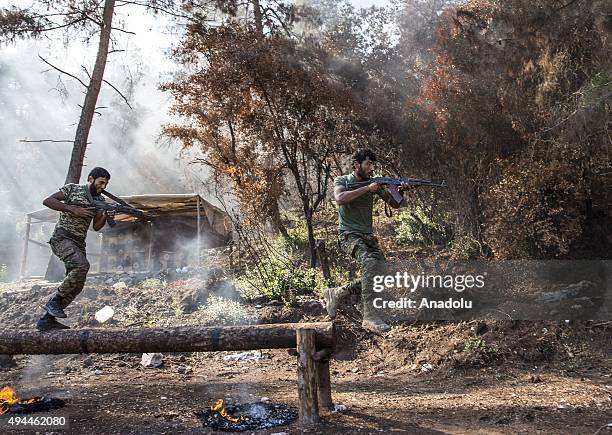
[
  {"xmin": 203, "ymin": 295, "xmax": 256, "ymax": 325},
  {"xmin": 580, "ymin": 63, "xmax": 611, "ymax": 107},
  {"xmin": 396, "ymin": 205, "xmax": 454, "ymax": 246},
  {"xmin": 463, "ymin": 337, "xmax": 498, "ymax": 356},
  {"xmin": 236, "ymin": 232, "xmax": 330, "ymax": 306},
  {"xmin": 141, "ymin": 278, "xmax": 166, "ymax": 289},
  {"xmin": 282, "ymin": 213, "xmax": 309, "ymax": 251}
]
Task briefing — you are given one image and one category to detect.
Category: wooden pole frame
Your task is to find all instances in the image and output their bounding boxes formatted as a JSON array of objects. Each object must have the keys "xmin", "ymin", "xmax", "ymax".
[{"xmin": 19, "ymin": 215, "xmax": 32, "ymax": 279}]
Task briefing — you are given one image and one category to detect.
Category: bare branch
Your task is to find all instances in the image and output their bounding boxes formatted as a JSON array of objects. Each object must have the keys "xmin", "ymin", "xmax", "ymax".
[
  {"xmin": 81, "ymin": 65, "xmax": 92, "ymax": 80},
  {"xmin": 38, "ymin": 55, "xmax": 88, "ymax": 89},
  {"xmin": 102, "ymin": 79, "xmax": 133, "ymax": 109},
  {"xmin": 19, "ymin": 139, "xmax": 75, "ymax": 144},
  {"xmin": 111, "ymin": 26, "xmax": 136, "ymax": 35}
]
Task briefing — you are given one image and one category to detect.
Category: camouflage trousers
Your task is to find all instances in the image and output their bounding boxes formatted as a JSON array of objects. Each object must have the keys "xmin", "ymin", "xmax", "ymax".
[
  {"xmin": 338, "ymin": 231, "xmax": 386, "ymax": 315},
  {"xmin": 49, "ymin": 234, "xmax": 90, "ymax": 308}
]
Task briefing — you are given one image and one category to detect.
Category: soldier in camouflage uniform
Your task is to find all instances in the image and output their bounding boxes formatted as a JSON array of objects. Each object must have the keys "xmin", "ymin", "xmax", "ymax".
[
  {"xmin": 36, "ymin": 167, "xmax": 115, "ymax": 331},
  {"xmin": 323, "ymin": 150, "xmax": 416, "ymax": 333}
]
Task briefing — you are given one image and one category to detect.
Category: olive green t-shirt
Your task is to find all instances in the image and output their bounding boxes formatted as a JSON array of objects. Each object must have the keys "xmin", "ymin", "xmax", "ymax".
[
  {"xmin": 52, "ymin": 183, "xmax": 104, "ymax": 241},
  {"xmin": 335, "ymin": 174, "xmax": 374, "ymax": 235}
]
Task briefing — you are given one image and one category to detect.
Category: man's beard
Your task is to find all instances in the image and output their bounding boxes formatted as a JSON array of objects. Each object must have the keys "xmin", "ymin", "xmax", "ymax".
[
  {"xmin": 89, "ymin": 183, "xmax": 100, "ymax": 197},
  {"xmin": 356, "ymin": 165, "xmax": 371, "ymax": 180}
]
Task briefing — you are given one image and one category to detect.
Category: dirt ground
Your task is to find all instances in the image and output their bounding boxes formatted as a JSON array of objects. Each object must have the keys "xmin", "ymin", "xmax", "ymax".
[{"xmin": 0, "ymin": 278, "xmax": 611, "ymax": 434}]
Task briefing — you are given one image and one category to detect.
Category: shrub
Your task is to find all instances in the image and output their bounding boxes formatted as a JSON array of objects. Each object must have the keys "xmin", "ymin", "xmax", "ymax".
[
  {"xmin": 396, "ymin": 205, "xmax": 454, "ymax": 246},
  {"xmin": 483, "ymin": 159, "xmax": 586, "ymax": 259},
  {"xmin": 204, "ymin": 295, "xmax": 256, "ymax": 325},
  {"xmin": 141, "ymin": 278, "xmax": 166, "ymax": 289},
  {"xmin": 463, "ymin": 337, "xmax": 498, "ymax": 356},
  {"xmin": 236, "ymin": 230, "xmax": 330, "ymax": 306}
]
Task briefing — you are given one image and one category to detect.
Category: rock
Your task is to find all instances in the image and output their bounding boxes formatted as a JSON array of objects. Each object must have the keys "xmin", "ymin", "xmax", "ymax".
[
  {"xmin": 82, "ymin": 356, "xmax": 95, "ymax": 368},
  {"xmin": 112, "ymin": 282, "xmax": 128, "ymax": 291},
  {"xmin": 222, "ymin": 350, "xmax": 269, "ymax": 362},
  {"xmin": 94, "ymin": 369, "xmax": 103, "ymax": 375},
  {"xmin": 141, "ymin": 353, "xmax": 164, "ymax": 368},
  {"xmin": 105, "ymin": 278, "xmax": 114, "ymax": 285},
  {"xmin": 30, "ymin": 284, "xmax": 42, "ymax": 293},
  {"xmin": 421, "ymin": 363, "xmax": 434, "ymax": 373},
  {"xmin": 332, "ymin": 403, "xmax": 347, "ymax": 413},
  {"xmin": 95, "ymin": 306, "xmax": 115, "ymax": 323},
  {"xmin": 0, "ymin": 355, "xmax": 17, "ymax": 369}
]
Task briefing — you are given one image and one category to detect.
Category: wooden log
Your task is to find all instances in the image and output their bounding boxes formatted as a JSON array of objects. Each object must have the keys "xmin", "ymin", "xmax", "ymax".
[
  {"xmin": 316, "ymin": 358, "xmax": 333, "ymax": 411},
  {"xmin": 0, "ymin": 322, "xmax": 335, "ymax": 355},
  {"xmin": 297, "ymin": 328, "xmax": 319, "ymax": 424}
]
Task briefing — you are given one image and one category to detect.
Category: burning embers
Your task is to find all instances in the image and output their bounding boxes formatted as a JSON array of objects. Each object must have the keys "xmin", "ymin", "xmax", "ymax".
[
  {"xmin": 211, "ymin": 399, "xmax": 247, "ymax": 423},
  {"xmin": 0, "ymin": 386, "xmax": 64, "ymax": 415},
  {"xmin": 197, "ymin": 399, "xmax": 297, "ymax": 432}
]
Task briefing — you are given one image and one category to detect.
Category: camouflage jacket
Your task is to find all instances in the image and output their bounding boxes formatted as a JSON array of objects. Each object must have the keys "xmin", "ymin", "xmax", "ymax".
[{"xmin": 51, "ymin": 183, "xmax": 104, "ymax": 243}]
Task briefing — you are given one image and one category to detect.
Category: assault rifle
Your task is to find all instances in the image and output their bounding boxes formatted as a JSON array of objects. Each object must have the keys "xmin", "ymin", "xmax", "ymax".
[
  {"xmin": 346, "ymin": 176, "xmax": 447, "ymax": 204},
  {"xmin": 68, "ymin": 190, "xmax": 149, "ymax": 228}
]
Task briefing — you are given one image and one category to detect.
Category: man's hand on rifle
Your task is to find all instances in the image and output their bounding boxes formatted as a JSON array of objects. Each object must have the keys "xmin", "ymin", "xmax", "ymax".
[
  {"xmin": 398, "ymin": 183, "xmax": 419, "ymax": 193},
  {"xmin": 69, "ymin": 206, "xmax": 96, "ymax": 218},
  {"xmin": 367, "ymin": 182, "xmax": 382, "ymax": 193},
  {"xmin": 104, "ymin": 210, "xmax": 116, "ymax": 219}
]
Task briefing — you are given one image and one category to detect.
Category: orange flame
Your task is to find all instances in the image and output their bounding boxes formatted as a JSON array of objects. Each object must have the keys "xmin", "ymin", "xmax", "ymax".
[
  {"xmin": 211, "ymin": 399, "xmax": 247, "ymax": 423},
  {"xmin": 0, "ymin": 386, "xmax": 36, "ymax": 415}
]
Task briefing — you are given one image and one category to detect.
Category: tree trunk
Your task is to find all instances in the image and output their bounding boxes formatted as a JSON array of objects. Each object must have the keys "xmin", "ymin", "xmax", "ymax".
[
  {"xmin": 270, "ymin": 201, "xmax": 290, "ymax": 242},
  {"xmin": 0, "ymin": 322, "xmax": 335, "ymax": 355},
  {"xmin": 65, "ymin": 0, "xmax": 115, "ymax": 184},
  {"xmin": 251, "ymin": 0, "xmax": 263, "ymax": 35},
  {"xmin": 305, "ymin": 213, "xmax": 317, "ymax": 268}
]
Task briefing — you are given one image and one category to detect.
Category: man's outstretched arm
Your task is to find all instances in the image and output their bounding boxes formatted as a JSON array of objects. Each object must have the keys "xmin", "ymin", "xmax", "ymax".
[
  {"xmin": 43, "ymin": 191, "xmax": 95, "ymax": 218},
  {"xmin": 335, "ymin": 183, "xmax": 380, "ymax": 205}
]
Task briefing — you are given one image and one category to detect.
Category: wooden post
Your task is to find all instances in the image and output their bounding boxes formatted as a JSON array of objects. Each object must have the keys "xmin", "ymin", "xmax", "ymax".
[
  {"xmin": 316, "ymin": 357, "xmax": 333, "ymax": 411},
  {"xmin": 146, "ymin": 221, "xmax": 154, "ymax": 271},
  {"xmin": 97, "ymin": 233, "xmax": 104, "ymax": 272},
  {"xmin": 19, "ymin": 215, "xmax": 32, "ymax": 279},
  {"xmin": 297, "ymin": 328, "xmax": 319, "ymax": 424}
]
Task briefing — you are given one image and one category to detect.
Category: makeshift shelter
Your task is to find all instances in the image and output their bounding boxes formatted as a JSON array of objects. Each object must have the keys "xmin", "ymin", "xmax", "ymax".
[{"xmin": 20, "ymin": 194, "xmax": 232, "ymax": 277}]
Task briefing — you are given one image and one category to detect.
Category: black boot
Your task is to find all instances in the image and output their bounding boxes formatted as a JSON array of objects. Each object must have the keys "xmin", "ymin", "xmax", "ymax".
[
  {"xmin": 43, "ymin": 295, "xmax": 67, "ymax": 318},
  {"xmin": 36, "ymin": 313, "xmax": 70, "ymax": 331}
]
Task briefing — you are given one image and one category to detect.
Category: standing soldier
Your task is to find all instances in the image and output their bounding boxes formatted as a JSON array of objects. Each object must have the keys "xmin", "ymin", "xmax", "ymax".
[
  {"xmin": 36, "ymin": 167, "xmax": 115, "ymax": 331},
  {"xmin": 323, "ymin": 150, "xmax": 415, "ymax": 333}
]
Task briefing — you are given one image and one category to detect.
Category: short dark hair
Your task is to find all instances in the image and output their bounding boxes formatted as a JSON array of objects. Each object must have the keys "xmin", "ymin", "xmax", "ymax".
[
  {"xmin": 352, "ymin": 149, "xmax": 377, "ymax": 164},
  {"xmin": 88, "ymin": 167, "xmax": 111, "ymax": 180}
]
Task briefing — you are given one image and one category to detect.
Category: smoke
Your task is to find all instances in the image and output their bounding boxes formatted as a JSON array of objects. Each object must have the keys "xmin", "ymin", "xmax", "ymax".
[{"xmin": 0, "ymin": 7, "xmax": 211, "ymax": 279}]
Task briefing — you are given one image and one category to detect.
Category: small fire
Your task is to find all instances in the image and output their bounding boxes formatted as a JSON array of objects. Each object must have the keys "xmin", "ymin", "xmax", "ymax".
[
  {"xmin": 0, "ymin": 387, "xmax": 36, "ymax": 415},
  {"xmin": 210, "ymin": 399, "xmax": 247, "ymax": 423}
]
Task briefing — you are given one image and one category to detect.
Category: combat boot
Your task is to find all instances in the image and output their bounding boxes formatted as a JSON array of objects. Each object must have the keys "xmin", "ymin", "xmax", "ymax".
[
  {"xmin": 36, "ymin": 313, "xmax": 70, "ymax": 331},
  {"xmin": 322, "ymin": 285, "xmax": 351, "ymax": 318},
  {"xmin": 43, "ymin": 295, "xmax": 67, "ymax": 318}
]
